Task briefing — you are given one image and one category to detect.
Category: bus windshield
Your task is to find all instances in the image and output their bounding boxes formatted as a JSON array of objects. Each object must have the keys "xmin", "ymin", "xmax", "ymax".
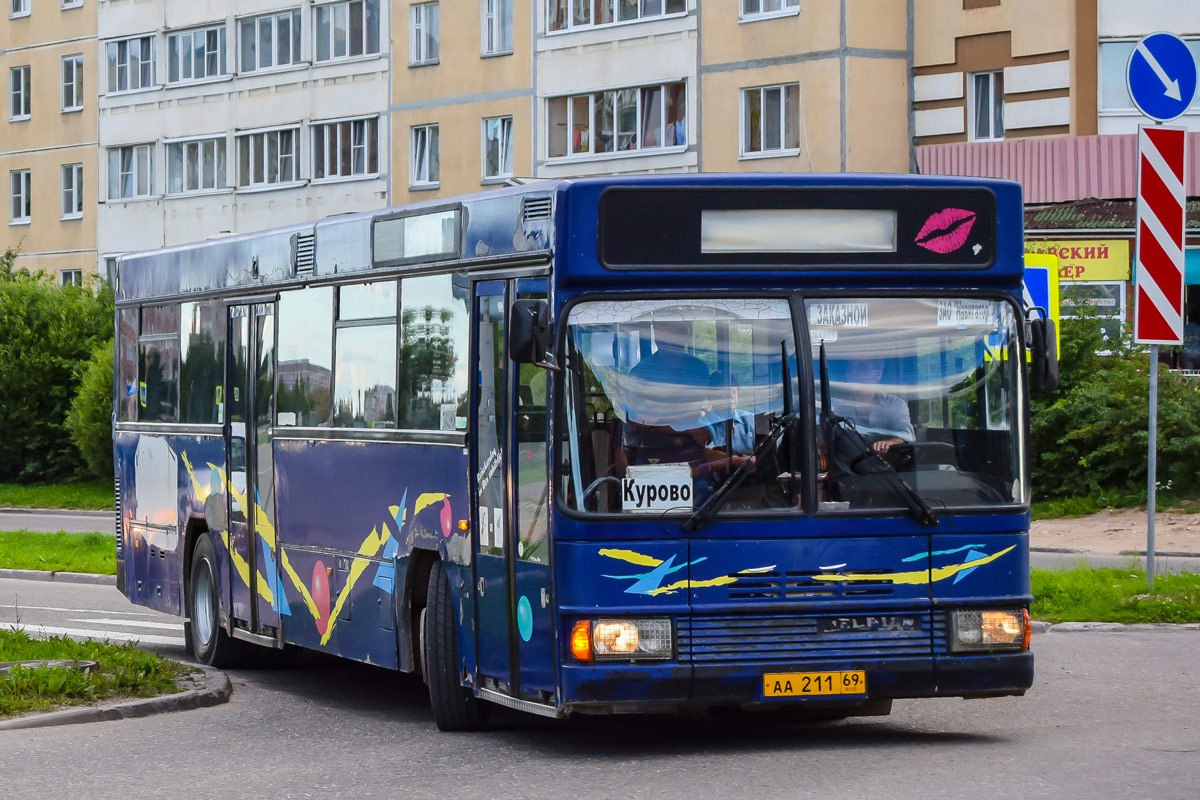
[{"xmin": 562, "ymin": 295, "xmax": 1025, "ymax": 517}]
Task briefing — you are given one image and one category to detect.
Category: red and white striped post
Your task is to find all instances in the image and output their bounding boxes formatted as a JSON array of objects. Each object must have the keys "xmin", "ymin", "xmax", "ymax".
[{"xmin": 1133, "ymin": 125, "xmax": 1187, "ymax": 588}]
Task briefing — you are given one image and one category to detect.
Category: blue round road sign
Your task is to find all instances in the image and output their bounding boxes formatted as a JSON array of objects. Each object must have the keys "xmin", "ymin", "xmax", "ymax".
[{"xmin": 1127, "ymin": 32, "xmax": 1198, "ymax": 122}]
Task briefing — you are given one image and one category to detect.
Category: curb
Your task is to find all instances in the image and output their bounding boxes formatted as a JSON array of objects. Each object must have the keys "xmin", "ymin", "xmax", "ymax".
[
  {"xmin": 1030, "ymin": 547, "xmax": 1089, "ymax": 554},
  {"xmin": 0, "ymin": 568, "xmax": 112, "ymax": 586},
  {"xmin": 0, "ymin": 507, "xmax": 111, "ymax": 519},
  {"xmin": 1033, "ymin": 621, "xmax": 1200, "ymax": 633},
  {"xmin": 0, "ymin": 661, "xmax": 231, "ymax": 731},
  {"xmin": 1119, "ymin": 549, "xmax": 1200, "ymax": 558}
]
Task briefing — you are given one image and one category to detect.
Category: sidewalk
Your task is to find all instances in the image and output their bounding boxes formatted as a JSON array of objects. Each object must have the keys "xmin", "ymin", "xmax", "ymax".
[
  {"xmin": 0, "ymin": 507, "xmax": 114, "ymax": 535},
  {"xmin": 1031, "ymin": 509, "xmax": 1200, "ymax": 557}
]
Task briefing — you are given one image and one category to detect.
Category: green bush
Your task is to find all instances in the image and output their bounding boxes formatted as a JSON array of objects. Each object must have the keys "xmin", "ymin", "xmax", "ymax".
[
  {"xmin": 66, "ymin": 340, "xmax": 115, "ymax": 481},
  {"xmin": 1030, "ymin": 314, "xmax": 1200, "ymax": 500},
  {"xmin": 0, "ymin": 250, "xmax": 113, "ymax": 482}
]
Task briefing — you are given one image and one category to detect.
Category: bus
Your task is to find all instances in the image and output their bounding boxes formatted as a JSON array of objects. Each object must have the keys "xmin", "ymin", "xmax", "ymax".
[{"xmin": 113, "ymin": 173, "xmax": 1056, "ymax": 730}]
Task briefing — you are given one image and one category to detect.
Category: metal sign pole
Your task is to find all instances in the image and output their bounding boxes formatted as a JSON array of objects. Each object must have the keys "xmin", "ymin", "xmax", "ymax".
[{"xmin": 1147, "ymin": 344, "xmax": 1158, "ymax": 589}]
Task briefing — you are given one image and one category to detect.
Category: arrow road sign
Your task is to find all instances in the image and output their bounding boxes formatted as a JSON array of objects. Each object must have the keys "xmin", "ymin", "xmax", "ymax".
[
  {"xmin": 1127, "ymin": 33, "xmax": 1198, "ymax": 123},
  {"xmin": 1134, "ymin": 126, "xmax": 1187, "ymax": 345}
]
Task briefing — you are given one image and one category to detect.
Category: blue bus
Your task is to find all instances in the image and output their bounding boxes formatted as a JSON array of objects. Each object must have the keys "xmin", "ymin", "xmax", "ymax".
[{"xmin": 113, "ymin": 174, "xmax": 1056, "ymax": 730}]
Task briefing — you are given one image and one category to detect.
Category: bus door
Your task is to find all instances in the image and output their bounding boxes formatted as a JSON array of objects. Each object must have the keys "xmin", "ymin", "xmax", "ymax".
[
  {"xmin": 225, "ymin": 301, "xmax": 280, "ymax": 636},
  {"xmin": 472, "ymin": 278, "xmax": 555, "ymax": 699}
]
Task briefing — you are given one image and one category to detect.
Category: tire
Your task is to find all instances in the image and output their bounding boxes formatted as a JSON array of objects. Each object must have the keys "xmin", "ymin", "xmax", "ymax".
[
  {"xmin": 424, "ymin": 560, "xmax": 487, "ymax": 731},
  {"xmin": 188, "ymin": 533, "xmax": 250, "ymax": 668}
]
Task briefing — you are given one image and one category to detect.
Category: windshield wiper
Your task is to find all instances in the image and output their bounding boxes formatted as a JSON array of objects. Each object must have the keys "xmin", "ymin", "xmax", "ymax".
[
  {"xmin": 818, "ymin": 342, "xmax": 939, "ymax": 527},
  {"xmin": 683, "ymin": 412, "xmax": 797, "ymax": 532}
]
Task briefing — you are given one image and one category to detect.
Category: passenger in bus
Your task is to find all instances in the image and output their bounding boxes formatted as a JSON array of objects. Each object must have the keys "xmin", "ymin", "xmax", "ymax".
[
  {"xmin": 700, "ymin": 369, "xmax": 756, "ymax": 456},
  {"xmin": 830, "ymin": 357, "xmax": 914, "ymax": 453}
]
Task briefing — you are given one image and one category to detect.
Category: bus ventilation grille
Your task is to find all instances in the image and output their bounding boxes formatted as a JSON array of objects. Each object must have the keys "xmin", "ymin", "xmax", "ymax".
[
  {"xmin": 522, "ymin": 196, "xmax": 552, "ymax": 223},
  {"xmin": 726, "ymin": 570, "xmax": 895, "ymax": 600},
  {"xmin": 113, "ymin": 475, "xmax": 123, "ymax": 555},
  {"xmin": 294, "ymin": 233, "xmax": 316, "ymax": 276}
]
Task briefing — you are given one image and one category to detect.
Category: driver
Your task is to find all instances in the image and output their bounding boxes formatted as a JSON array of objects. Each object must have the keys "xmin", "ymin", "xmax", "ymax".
[{"xmin": 830, "ymin": 357, "xmax": 914, "ymax": 454}]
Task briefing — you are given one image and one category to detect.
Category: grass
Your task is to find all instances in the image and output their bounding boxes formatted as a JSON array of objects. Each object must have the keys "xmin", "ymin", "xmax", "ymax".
[
  {"xmin": 1032, "ymin": 565, "xmax": 1200, "ymax": 624},
  {"xmin": 0, "ymin": 530, "xmax": 116, "ymax": 575},
  {"xmin": 0, "ymin": 628, "xmax": 184, "ymax": 718},
  {"xmin": 0, "ymin": 481, "xmax": 112, "ymax": 511}
]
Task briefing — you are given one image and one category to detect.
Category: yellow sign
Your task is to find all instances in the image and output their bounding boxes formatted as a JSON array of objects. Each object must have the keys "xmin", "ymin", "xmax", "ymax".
[
  {"xmin": 1024, "ymin": 252, "xmax": 1062, "ymax": 356},
  {"xmin": 1024, "ymin": 239, "xmax": 1130, "ymax": 281}
]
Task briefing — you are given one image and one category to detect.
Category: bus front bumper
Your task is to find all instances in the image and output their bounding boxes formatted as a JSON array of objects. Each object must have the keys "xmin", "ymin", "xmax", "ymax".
[{"xmin": 560, "ymin": 652, "xmax": 1033, "ymax": 714}]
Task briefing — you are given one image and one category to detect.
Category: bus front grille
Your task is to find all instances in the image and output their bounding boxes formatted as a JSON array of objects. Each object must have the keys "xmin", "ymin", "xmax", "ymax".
[
  {"xmin": 726, "ymin": 570, "xmax": 897, "ymax": 601},
  {"xmin": 678, "ymin": 612, "xmax": 937, "ymax": 665}
]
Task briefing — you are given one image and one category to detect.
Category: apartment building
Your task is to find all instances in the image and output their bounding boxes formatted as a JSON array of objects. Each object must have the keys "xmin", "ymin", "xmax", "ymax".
[
  {"xmin": 96, "ymin": 0, "xmax": 392, "ymax": 275},
  {"xmin": 2, "ymin": 0, "xmax": 98, "ymax": 285}
]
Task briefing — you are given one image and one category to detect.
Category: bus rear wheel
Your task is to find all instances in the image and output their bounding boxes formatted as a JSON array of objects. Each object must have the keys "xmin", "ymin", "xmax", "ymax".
[
  {"xmin": 188, "ymin": 534, "xmax": 250, "ymax": 668},
  {"xmin": 423, "ymin": 560, "xmax": 487, "ymax": 731}
]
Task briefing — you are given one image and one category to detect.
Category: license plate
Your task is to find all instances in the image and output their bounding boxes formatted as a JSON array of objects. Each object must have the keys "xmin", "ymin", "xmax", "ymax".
[{"xmin": 762, "ymin": 670, "xmax": 867, "ymax": 698}]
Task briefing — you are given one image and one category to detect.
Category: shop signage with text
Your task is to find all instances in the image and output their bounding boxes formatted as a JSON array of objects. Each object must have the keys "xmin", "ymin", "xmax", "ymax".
[{"xmin": 1024, "ymin": 239, "xmax": 1131, "ymax": 281}]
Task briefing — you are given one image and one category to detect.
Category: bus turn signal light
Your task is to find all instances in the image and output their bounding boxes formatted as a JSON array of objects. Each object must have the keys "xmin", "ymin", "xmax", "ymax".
[{"xmin": 570, "ymin": 620, "xmax": 592, "ymax": 662}]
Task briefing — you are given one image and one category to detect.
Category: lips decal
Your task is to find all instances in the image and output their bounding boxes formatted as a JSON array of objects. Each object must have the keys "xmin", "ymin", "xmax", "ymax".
[{"xmin": 914, "ymin": 208, "xmax": 977, "ymax": 254}]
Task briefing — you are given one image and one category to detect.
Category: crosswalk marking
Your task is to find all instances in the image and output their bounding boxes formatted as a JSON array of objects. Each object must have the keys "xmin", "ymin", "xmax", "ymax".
[
  {"xmin": 69, "ymin": 617, "xmax": 182, "ymax": 631},
  {"xmin": 3, "ymin": 604, "xmax": 164, "ymax": 618},
  {"xmin": 2, "ymin": 622, "xmax": 185, "ymax": 647}
]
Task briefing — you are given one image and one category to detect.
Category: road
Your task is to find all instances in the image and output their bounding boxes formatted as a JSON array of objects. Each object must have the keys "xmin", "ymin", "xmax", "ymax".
[
  {"xmin": 0, "ymin": 509, "xmax": 114, "ymax": 535},
  {"xmin": 0, "ymin": 579, "xmax": 1198, "ymax": 799}
]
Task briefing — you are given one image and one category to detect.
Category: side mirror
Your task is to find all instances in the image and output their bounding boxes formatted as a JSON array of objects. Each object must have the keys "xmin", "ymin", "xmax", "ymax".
[
  {"xmin": 1027, "ymin": 314, "xmax": 1059, "ymax": 393},
  {"xmin": 509, "ymin": 299, "xmax": 559, "ymax": 370}
]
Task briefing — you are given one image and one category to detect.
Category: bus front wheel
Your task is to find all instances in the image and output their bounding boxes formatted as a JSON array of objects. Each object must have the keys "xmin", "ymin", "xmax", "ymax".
[
  {"xmin": 423, "ymin": 560, "xmax": 487, "ymax": 731},
  {"xmin": 188, "ymin": 534, "xmax": 250, "ymax": 668}
]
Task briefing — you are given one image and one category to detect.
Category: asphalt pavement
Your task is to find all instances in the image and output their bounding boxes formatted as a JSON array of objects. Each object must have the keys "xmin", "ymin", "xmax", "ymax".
[{"xmin": 0, "ymin": 508, "xmax": 114, "ymax": 535}]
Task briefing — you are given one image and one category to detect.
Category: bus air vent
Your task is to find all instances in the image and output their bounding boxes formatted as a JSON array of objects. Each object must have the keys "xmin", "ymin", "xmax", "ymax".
[
  {"xmin": 113, "ymin": 475, "xmax": 123, "ymax": 554},
  {"xmin": 294, "ymin": 232, "xmax": 316, "ymax": 276},
  {"xmin": 522, "ymin": 195, "xmax": 552, "ymax": 223}
]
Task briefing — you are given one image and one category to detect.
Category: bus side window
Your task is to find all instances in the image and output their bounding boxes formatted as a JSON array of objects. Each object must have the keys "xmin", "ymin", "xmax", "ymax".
[
  {"xmin": 179, "ymin": 300, "xmax": 225, "ymax": 424},
  {"xmin": 138, "ymin": 304, "xmax": 180, "ymax": 423},
  {"xmin": 277, "ymin": 286, "xmax": 334, "ymax": 427},
  {"xmin": 116, "ymin": 308, "xmax": 138, "ymax": 422}
]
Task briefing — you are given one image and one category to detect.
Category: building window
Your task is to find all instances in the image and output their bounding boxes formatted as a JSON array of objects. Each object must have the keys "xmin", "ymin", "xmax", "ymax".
[
  {"xmin": 62, "ymin": 0, "xmax": 84, "ymax": 9},
  {"xmin": 107, "ymin": 144, "xmax": 154, "ymax": 199},
  {"xmin": 10, "ymin": 169, "xmax": 31, "ymax": 224},
  {"xmin": 1100, "ymin": 39, "xmax": 1200, "ymax": 112},
  {"xmin": 741, "ymin": 83, "xmax": 800, "ymax": 156},
  {"xmin": 312, "ymin": 117, "xmax": 378, "ymax": 180},
  {"xmin": 547, "ymin": 81, "xmax": 686, "ymax": 158},
  {"xmin": 62, "ymin": 55, "xmax": 83, "ymax": 111},
  {"xmin": 410, "ymin": 3, "xmax": 440, "ymax": 66},
  {"xmin": 167, "ymin": 138, "xmax": 226, "ymax": 194},
  {"xmin": 969, "ymin": 70, "xmax": 1004, "ymax": 141},
  {"xmin": 61, "ymin": 163, "xmax": 84, "ymax": 218},
  {"xmin": 549, "ymin": 0, "xmax": 685, "ymax": 31},
  {"xmin": 10, "ymin": 0, "xmax": 29, "ymax": 17},
  {"xmin": 240, "ymin": 9, "xmax": 303, "ymax": 73},
  {"xmin": 106, "ymin": 36, "xmax": 155, "ymax": 94},
  {"xmin": 411, "ymin": 124, "xmax": 440, "ymax": 187},
  {"xmin": 739, "ymin": 0, "xmax": 798, "ymax": 20},
  {"xmin": 315, "ymin": 0, "xmax": 380, "ymax": 63},
  {"xmin": 483, "ymin": 116, "xmax": 513, "ymax": 180},
  {"xmin": 482, "ymin": 0, "xmax": 513, "ymax": 55},
  {"xmin": 167, "ymin": 27, "xmax": 227, "ymax": 83},
  {"xmin": 10, "ymin": 66, "xmax": 31, "ymax": 120},
  {"xmin": 60, "ymin": 270, "xmax": 83, "ymax": 287},
  {"xmin": 237, "ymin": 128, "xmax": 299, "ymax": 187}
]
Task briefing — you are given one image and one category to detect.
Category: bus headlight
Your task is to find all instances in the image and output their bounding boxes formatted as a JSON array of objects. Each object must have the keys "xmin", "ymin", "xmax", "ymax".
[
  {"xmin": 950, "ymin": 609, "xmax": 1029, "ymax": 652},
  {"xmin": 571, "ymin": 618, "xmax": 673, "ymax": 661}
]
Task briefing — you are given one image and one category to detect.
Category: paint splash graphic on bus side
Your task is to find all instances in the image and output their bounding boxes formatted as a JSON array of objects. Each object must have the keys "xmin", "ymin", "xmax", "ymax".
[
  {"xmin": 914, "ymin": 208, "xmax": 976, "ymax": 254},
  {"xmin": 598, "ymin": 548, "xmax": 775, "ymax": 597}
]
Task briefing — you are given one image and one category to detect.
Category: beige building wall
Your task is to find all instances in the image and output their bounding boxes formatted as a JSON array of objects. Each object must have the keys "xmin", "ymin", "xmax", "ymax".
[
  {"xmin": 390, "ymin": 0, "xmax": 532, "ymax": 204},
  {"xmin": 913, "ymin": 0, "xmax": 1091, "ymax": 146},
  {"xmin": 699, "ymin": 0, "xmax": 910, "ymax": 174},
  {"xmin": 1, "ymin": 2, "xmax": 98, "ymax": 283}
]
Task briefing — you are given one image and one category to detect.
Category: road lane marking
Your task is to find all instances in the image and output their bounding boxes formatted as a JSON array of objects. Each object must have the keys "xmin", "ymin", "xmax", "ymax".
[
  {"xmin": 2, "ymin": 622, "xmax": 185, "ymax": 647},
  {"xmin": 69, "ymin": 618, "xmax": 182, "ymax": 631},
  {"xmin": 1, "ymin": 604, "xmax": 165, "ymax": 617}
]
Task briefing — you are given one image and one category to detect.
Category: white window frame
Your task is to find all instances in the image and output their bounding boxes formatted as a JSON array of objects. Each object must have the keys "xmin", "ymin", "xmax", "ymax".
[
  {"xmin": 10, "ymin": 65, "xmax": 31, "ymax": 121},
  {"xmin": 410, "ymin": 2, "xmax": 440, "ymax": 66},
  {"xmin": 311, "ymin": 116, "xmax": 379, "ymax": 182},
  {"xmin": 739, "ymin": 83, "xmax": 801, "ymax": 158},
  {"xmin": 547, "ymin": 0, "xmax": 687, "ymax": 33},
  {"xmin": 60, "ymin": 269, "xmax": 83, "ymax": 287},
  {"xmin": 166, "ymin": 136, "xmax": 228, "ymax": 195},
  {"xmin": 106, "ymin": 35, "xmax": 156, "ymax": 95},
  {"xmin": 968, "ymin": 70, "xmax": 1004, "ymax": 142},
  {"xmin": 61, "ymin": 0, "xmax": 83, "ymax": 9},
  {"xmin": 546, "ymin": 81, "xmax": 687, "ymax": 161},
  {"xmin": 107, "ymin": 144, "xmax": 155, "ymax": 200},
  {"xmin": 167, "ymin": 26, "xmax": 227, "ymax": 84},
  {"xmin": 482, "ymin": 115, "xmax": 514, "ymax": 181},
  {"xmin": 61, "ymin": 163, "xmax": 84, "ymax": 219},
  {"xmin": 62, "ymin": 54, "xmax": 84, "ymax": 112},
  {"xmin": 236, "ymin": 126, "xmax": 301, "ymax": 189},
  {"xmin": 10, "ymin": 169, "xmax": 31, "ymax": 224},
  {"xmin": 314, "ymin": 0, "xmax": 380, "ymax": 63},
  {"xmin": 410, "ymin": 124, "xmax": 440, "ymax": 188},
  {"xmin": 481, "ymin": 0, "xmax": 513, "ymax": 56},
  {"xmin": 239, "ymin": 9, "xmax": 304, "ymax": 74},
  {"xmin": 9, "ymin": 0, "xmax": 29, "ymax": 18},
  {"xmin": 739, "ymin": 0, "xmax": 799, "ymax": 21}
]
